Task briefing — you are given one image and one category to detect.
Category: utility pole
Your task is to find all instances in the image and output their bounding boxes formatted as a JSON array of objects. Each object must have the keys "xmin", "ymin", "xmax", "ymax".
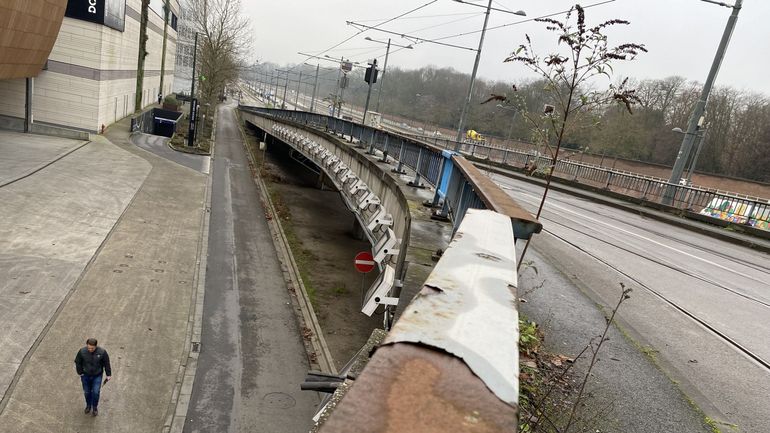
[
  {"xmin": 310, "ymin": 64, "xmax": 319, "ymax": 113},
  {"xmin": 294, "ymin": 69, "xmax": 303, "ymax": 110},
  {"xmin": 281, "ymin": 70, "xmax": 289, "ymax": 110},
  {"xmin": 454, "ymin": 0, "xmax": 493, "ymax": 150},
  {"xmin": 663, "ymin": 0, "xmax": 742, "ymax": 204},
  {"xmin": 375, "ymin": 39, "xmax": 391, "ymax": 113}
]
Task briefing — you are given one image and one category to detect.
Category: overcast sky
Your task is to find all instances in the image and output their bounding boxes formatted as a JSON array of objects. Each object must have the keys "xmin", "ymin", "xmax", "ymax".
[{"xmin": 240, "ymin": 0, "xmax": 770, "ymax": 96}]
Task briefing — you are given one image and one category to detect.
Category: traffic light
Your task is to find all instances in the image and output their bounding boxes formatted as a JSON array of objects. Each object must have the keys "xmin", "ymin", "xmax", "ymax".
[{"xmin": 364, "ymin": 60, "xmax": 378, "ymax": 84}]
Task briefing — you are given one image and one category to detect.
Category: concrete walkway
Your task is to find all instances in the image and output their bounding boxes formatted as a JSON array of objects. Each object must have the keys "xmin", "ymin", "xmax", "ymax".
[
  {"xmin": 0, "ymin": 119, "xmax": 207, "ymax": 432},
  {"xmin": 0, "ymin": 131, "xmax": 88, "ymax": 186}
]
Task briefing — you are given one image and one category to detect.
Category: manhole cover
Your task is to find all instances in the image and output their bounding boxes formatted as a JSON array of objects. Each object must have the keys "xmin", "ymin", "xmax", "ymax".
[{"xmin": 262, "ymin": 392, "xmax": 296, "ymax": 409}]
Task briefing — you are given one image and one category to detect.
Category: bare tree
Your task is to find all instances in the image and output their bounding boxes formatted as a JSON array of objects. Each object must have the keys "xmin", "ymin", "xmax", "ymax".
[
  {"xmin": 497, "ymin": 4, "xmax": 646, "ymax": 267},
  {"xmin": 186, "ymin": 0, "xmax": 252, "ymax": 105}
]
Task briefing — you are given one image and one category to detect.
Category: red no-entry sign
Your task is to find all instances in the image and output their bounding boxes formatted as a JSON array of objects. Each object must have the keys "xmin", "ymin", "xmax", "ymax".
[{"xmin": 354, "ymin": 251, "xmax": 376, "ymax": 273}]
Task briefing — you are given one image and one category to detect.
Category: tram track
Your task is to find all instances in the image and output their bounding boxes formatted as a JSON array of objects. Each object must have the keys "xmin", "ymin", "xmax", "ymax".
[
  {"xmin": 494, "ymin": 177, "xmax": 770, "ymax": 372},
  {"xmin": 542, "ymin": 221, "xmax": 770, "ymax": 372}
]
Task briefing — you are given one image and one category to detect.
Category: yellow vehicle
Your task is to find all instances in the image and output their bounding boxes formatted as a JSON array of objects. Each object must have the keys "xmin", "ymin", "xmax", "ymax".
[{"xmin": 465, "ymin": 129, "xmax": 486, "ymax": 143}]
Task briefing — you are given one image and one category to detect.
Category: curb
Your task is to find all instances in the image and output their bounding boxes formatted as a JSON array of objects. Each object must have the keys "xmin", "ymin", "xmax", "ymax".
[
  {"xmin": 235, "ymin": 109, "xmax": 337, "ymax": 374},
  {"xmin": 163, "ymin": 106, "xmax": 219, "ymax": 433}
]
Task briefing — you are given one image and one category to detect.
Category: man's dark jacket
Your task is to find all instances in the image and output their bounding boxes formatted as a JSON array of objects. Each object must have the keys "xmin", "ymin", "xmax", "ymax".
[{"xmin": 74, "ymin": 347, "xmax": 112, "ymax": 376}]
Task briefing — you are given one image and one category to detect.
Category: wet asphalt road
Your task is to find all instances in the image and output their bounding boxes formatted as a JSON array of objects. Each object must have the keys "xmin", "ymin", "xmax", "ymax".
[
  {"xmin": 183, "ymin": 104, "xmax": 318, "ymax": 433},
  {"xmin": 130, "ymin": 132, "xmax": 210, "ymax": 174},
  {"xmin": 496, "ymin": 174, "xmax": 770, "ymax": 432}
]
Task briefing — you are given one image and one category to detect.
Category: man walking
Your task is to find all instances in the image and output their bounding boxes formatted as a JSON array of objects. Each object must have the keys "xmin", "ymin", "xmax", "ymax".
[{"xmin": 74, "ymin": 338, "xmax": 112, "ymax": 416}]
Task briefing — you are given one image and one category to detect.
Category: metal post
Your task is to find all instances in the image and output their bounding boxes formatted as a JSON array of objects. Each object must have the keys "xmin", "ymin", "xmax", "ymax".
[
  {"xmin": 664, "ymin": 0, "xmax": 742, "ymax": 204},
  {"xmin": 380, "ymin": 134, "xmax": 390, "ymax": 162},
  {"xmin": 410, "ymin": 148, "xmax": 424, "ymax": 187},
  {"xmin": 24, "ymin": 77, "xmax": 33, "ymax": 133},
  {"xmin": 187, "ymin": 32, "xmax": 198, "ymax": 146},
  {"xmin": 686, "ymin": 129, "xmax": 708, "ymax": 184},
  {"xmin": 332, "ymin": 57, "xmax": 343, "ymax": 118},
  {"xmin": 281, "ymin": 72, "xmax": 289, "ymax": 110},
  {"xmin": 375, "ymin": 39, "xmax": 391, "ymax": 113},
  {"xmin": 363, "ymin": 59, "xmax": 377, "ymax": 125},
  {"xmin": 368, "ymin": 130, "xmax": 376, "ymax": 154},
  {"xmin": 190, "ymin": 32, "xmax": 197, "ymax": 100},
  {"xmin": 294, "ymin": 69, "xmax": 303, "ymax": 110},
  {"xmin": 454, "ymin": 0, "xmax": 493, "ymax": 150},
  {"xmin": 310, "ymin": 64, "xmax": 319, "ymax": 112},
  {"xmin": 394, "ymin": 141, "xmax": 406, "ymax": 174}
]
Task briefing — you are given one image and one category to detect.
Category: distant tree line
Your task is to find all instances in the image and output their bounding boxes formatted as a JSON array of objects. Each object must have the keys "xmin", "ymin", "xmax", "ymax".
[{"xmin": 250, "ymin": 63, "xmax": 769, "ymax": 183}]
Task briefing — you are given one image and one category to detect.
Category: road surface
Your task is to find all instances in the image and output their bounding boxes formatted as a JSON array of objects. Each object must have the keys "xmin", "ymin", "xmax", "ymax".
[
  {"xmin": 184, "ymin": 103, "xmax": 318, "ymax": 433},
  {"xmin": 495, "ymin": 173, "xmax": 770, "ymax": 433}
]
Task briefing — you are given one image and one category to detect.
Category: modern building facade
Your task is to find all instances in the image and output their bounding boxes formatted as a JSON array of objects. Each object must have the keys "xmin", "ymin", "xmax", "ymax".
[
  {"xmin": 0, "ymin": 0, "xmax": 180, "ymax": 133},
  {"xmin": 173, "ymin": 0, "xmax": 194, "ymax": 94}
]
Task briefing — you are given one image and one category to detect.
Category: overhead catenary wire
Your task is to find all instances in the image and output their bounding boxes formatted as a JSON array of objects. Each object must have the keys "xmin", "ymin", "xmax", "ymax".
[
  {"xmin": 352, "ymin": 11, "xmax": 482, "ymax": 22},
  {"xmin": 294, "ymin": 0, "xmax": 439, "ymax": 68},
  {"xmin": 430, "ymin": 0, "xmax": 617, "ymax": 43}
]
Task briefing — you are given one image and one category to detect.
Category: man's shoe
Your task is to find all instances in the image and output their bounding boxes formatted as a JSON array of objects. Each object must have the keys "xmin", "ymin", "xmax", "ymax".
[
  {"xmin": 84, "ymin": 406, "xmax": 91, "ymax": 414},
  {"xmin": 92, "ymin": 409, "xmax": 98, "ymax": 417}
]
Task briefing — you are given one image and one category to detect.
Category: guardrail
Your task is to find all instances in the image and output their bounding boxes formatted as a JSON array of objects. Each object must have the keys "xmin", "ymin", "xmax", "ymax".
[
  {"xmin": 394, "ymin": 131, "xmax": 770, "ymax": 232},
  {"xmin": 381, "ymin": 125, "xmax": 770, "ymax": 232}
]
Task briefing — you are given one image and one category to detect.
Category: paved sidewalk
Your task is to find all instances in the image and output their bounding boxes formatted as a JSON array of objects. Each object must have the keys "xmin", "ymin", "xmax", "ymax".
[{"xmin": 0, "ymin": 118, "xmax": 207, "ymax": 432}]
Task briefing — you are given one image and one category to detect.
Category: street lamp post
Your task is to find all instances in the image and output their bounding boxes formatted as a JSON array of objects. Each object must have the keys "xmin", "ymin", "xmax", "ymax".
[
  {"xmin": 294, "ymin": 69, "xmax": 303, "ymax": 110},
  {"xmin": 416, "ymin": 93, "xmax": 433, "ymax": 135},
  {"xmin": 281, "ymin": 70, "xmax": 290, "ymax": 110},
  {"xmin": 496, "ymin": 104, "xmax": 518, "ymax": 143},
  {"xmin": 663, "ymin": 0, "xmax": 742, "ymax": 204},
  {"xmin": 453, "ymin": 0, "xmax": 525, "ymax": 151},
  {"xmin": 310, "ymin": 63, "xmax": 319, "ymax": 112},
  {"xmin": 672, "ymin": 127, "xmax": 708, "ymax": 185}
]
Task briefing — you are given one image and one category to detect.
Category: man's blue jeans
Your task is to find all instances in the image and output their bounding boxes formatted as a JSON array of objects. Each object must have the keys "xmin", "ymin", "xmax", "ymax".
[{"xmin": 80, "ymin": 374, "xmax": 103, "ymax": 409}]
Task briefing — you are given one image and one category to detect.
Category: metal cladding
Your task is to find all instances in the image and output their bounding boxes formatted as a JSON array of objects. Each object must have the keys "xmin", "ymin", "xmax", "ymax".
[
  {"xmin": 0, "ymin": 0, "xmax": 68, "ymax": 79},
  {"xmin": 383, "ymin": 208, "xmax": 519, "ymax": 405}
]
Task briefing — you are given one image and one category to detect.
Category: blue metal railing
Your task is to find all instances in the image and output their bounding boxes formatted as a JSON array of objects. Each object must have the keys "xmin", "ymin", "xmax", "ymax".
[{"xmin": 239, "ymin": 106, "xmax": 541, "ymax": 240}]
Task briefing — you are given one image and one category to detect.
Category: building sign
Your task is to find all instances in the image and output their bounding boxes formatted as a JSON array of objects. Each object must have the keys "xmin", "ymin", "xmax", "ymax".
[{"xmin": 65, "ymin": 0, "xmax": 126, "ymax": 32}]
